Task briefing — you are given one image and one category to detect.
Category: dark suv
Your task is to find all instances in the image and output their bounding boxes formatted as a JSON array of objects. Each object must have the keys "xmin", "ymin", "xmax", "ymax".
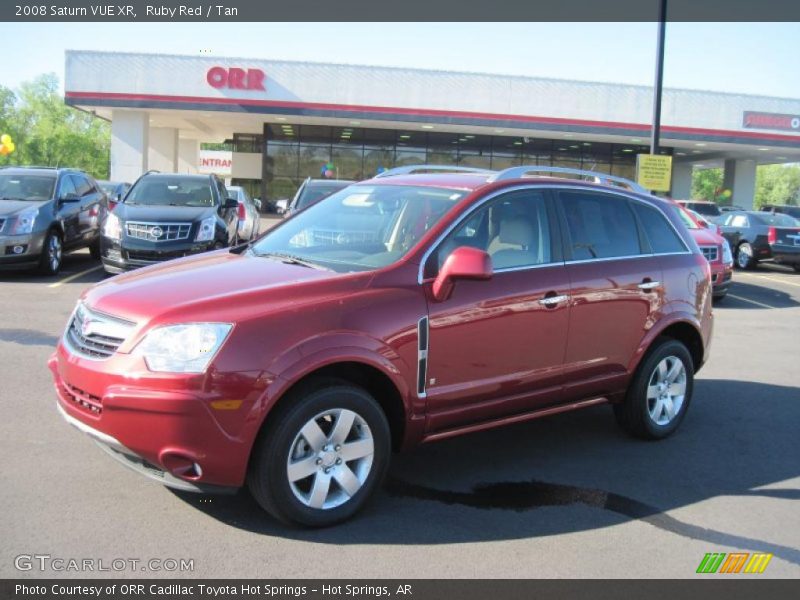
[
  {"xmin": 0, "ymin": 166, "xmax": 103, "ymax": 275},
  {"xmin": 51, "ymin": 165, "xmax": 713, "ymax": 527},
  {"xmin": 99, "ymin": 172, "xmax": 239, "ymax": 274}
]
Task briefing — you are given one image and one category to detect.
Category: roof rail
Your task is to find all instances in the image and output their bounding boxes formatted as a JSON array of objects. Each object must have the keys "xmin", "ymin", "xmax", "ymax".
[
  {"xmin": 374, "ymin": 165, "xmax": 496, "ymax": 178},
  {"xmin": 488, "ymin": 166, "xmax": 649, "ymax": 194}
]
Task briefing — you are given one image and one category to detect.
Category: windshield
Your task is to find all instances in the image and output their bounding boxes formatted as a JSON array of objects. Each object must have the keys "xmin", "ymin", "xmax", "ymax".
[
  {"xmin": 296, "ymin": 183, "xmax": 350, "ymax": 210},
  {"xmin": 674, "ymin": 205, "xmax": 700, "ymax": 229},
  {"xmin": 252, "ymin": 184, "xmax": 467, "ymax": 272},
  {"xmin": 0, "ymin": 173, "xmax": 56, "ymax": 201},
  {"xmin": 125, "ymin": 177, "xmax": 214, "ymax": 207},
  {"xmin": 98, "ymin": 182, "xmax": 117, "ymax": 194}
]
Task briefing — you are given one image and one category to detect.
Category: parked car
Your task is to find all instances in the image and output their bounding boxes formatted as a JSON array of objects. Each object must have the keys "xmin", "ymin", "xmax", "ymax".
[
  {"xmin": 0, "ymin": 166, "xmax": 102, "ymax": 275},
  {"xmin": 719, "ymin": 210, "xmax": 800, "ymax": 271},
  {"xmin": 760, "ymin": 204, "xmax": 800, "ymax": 220},
  {"xmin": 720, "ymin": 205, "xmax": 747, "ymax": 213},
  {"xmin": 685, "ymin": 208, "xmax": 721, "ymax": 236},
  {"xmin": 52, "ymin": 165, "xmax": 713, "ymax": 527},
  {"xmin": 97, "ymin": 180, "xmax": 131, "ymax": 204},
  {"xmin": 674, "ymin": 203, "xmax": 733, "ymax": 300},
  {"xmin": 676, "ymin": 200, "xmax": 722, "ymax": 221},
  {"xmin": 285, "ymin": 178, "xmax": 354, "ymax": 217},
  {"xmin": 226, "ymin": 185, "xmax": 261, "ymax": 242},
  {"xmin": 99, "ymin": 172, "xmax": 239, "ymax": 274}
]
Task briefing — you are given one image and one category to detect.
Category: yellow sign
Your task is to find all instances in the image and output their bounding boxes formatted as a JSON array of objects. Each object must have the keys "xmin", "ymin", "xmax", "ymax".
[{"xmin": 636, "ymin": 154, "xmax": 673, "ymax": 192}]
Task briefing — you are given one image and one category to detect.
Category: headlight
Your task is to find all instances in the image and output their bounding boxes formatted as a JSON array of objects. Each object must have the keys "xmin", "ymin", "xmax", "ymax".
[
  {"xmin": 103, "ymin": 211, "xmax": 122, "ymax": 240},
  {"xmin": 11, "ymin": 208, "xmax": 37, "ymax": 235},
  {"xmin": 721, "ymin": 238, "xmax": 733, "ymax": 266},
  {"xmin": 134, "ymin": 323, "xmax": 233, "ymax": 373},
  {"xmin": 195, "ymin": 216, "xmax": 216, "ymax": 242}
]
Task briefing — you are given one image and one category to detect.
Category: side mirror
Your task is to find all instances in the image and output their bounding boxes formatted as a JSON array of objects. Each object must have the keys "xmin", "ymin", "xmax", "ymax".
[
  {"xmin": 432, "ymin": 246, "xmax": 492, "ymax": 302},
  {"xmin": 253, "ymin": 198, "xmax": 262, "ymax": 211},
  {"xmin": 60, "ymin": 192, "xmax": 80, "ymax": 203},
  {"xmin": 223, "ymin": 197, "xmax": 239, "ymax": 209}
]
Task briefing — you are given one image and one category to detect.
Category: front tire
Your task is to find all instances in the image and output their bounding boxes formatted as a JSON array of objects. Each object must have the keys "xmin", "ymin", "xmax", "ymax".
[
  {"xmin": 614, "ymin": 338, "xmax": 694, "ymax": 440},
  {"xmin": 247, "ymin": 382, "xmax": 391, "ymax": 527},
  {"xmin": 89, "ymin": 239, "xmax": 101, "ymax": 260},
  {"xmin": 38, "ymin": 229, "xmax": 63, "ymax": 275}
]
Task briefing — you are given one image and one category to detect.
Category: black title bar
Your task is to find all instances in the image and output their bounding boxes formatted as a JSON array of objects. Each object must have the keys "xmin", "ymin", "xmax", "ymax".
[{"xmin": 4, "ymin": 0, "xmax": 800, "ymax": 22}]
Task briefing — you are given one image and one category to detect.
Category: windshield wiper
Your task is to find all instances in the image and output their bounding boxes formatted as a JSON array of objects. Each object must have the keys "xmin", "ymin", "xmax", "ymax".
[
  {"xmin": 0, "ymin": 196, "xmax": 28, "ymax": 201},
  {"xmin": 253, "ymin": 251, "xmax": 331, "ymax": 271}
]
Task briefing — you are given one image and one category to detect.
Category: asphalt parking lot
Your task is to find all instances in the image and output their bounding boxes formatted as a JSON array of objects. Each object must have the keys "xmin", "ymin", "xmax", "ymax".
[{"xmin": 1, "ymin": 219, "xmax": 798, "ymax": 579}]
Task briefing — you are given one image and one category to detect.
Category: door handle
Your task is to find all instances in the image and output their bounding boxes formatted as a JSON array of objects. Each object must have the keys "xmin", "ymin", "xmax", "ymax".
[
  {"xmin": 638, "ymin": 280, "xmax": 661, "ymax": 291},
  {"xmin": 539, "ymin": 294, "xmax": 569, "ymax": 307}
]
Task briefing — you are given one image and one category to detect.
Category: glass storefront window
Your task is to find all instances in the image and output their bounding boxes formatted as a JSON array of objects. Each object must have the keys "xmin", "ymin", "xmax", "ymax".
[
  {"xmin": 458, "ymin": 154, "xmax": 491, "ymax": 169},
  {"xmin": 266, "ymin": 142, "xmax": 299, "ymax": 178},
  {"xmin": 364, "ymin": 148, "xmax": 394, "ymax": 178},
  {"xmin": 331, "ymin": 146, "xmax": 364, "ymax": 180},
  {"xmin": 298, "ymin": 145, "xmax": 333, "ymax": 179},
  {"xmin": 395, "ymin": 149, "xmax": 427, "ymax": 166}
]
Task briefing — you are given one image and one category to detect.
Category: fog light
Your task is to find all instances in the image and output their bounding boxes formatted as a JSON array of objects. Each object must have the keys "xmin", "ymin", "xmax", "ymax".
[{"xmin": 13, "ymin": 245, "xmax": 24, "ymax": 254}]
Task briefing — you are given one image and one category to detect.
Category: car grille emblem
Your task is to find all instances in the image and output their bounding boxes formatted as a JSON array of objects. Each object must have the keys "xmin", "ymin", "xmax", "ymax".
[
  {"xmin": 150, "ymin": 226, "xmax": 164, "ymax": 239},
  {"xmin": 81, "ymin": 317, "xmax": 95, "ymax": 337}
]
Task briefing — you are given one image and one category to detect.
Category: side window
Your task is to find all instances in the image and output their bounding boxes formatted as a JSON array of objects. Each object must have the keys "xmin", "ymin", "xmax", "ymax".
[
  {"xmin": 216, "ymin": 179, "xmax": 228, "ymax": 204},
  {"xmin": 69, "ymin": 175, "xmax": 92, "ymax": 197},
  {"xmin": 633, "ymin": 203, "xmax": 687, "ymax": 254},
  {"xmin": 427, "ymin": 190, "xmax": 553, "ymax": 276},
  {"xmin": 58, "ymin": 176, "xmax": 77, "ymax": 198},
  {"xmin": 731, "ymin": 215, "xmax": 748, "ymax": 228},
  {"xmin": 560, "ymin": 191, "xmax": 642, "ymax": 260}
]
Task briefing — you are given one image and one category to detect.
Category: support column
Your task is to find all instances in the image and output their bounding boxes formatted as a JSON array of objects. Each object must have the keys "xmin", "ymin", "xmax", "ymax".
[
  {"xmin": 670, "ymin": 163, "xmax": 693, "ymax": 199},
  {"xmin": 110, "ymin": 110, "xmax": 148, "ymax": 183},
  {"xmin": 723, "ymin": 159, "xmax": 757, "ymax": 210},
  {"xmin": 148, "ymin": 127, "xmax": 179, "ymax": 173},
  {"xmin": 178, "ymin": 138, "xmax": 199, "ymax": 174}
]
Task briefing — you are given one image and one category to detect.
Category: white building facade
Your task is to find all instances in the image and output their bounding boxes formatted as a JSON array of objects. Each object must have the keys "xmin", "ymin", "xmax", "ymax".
[{"xmin": 65, "ymin": 50, "xmax": 800, "ymax": 206}]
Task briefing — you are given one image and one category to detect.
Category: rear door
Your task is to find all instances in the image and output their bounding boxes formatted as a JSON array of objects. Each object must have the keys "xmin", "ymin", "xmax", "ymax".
[
  {"xmin": 423, "ymin": 187, "xmax": 571, "ymax": 433},
  {"xmin": 555, "ymin": 188, "xmax": 665, "ymax": 402},
  {"xmin": 69, "ymin": 174, "xmax": 101, "ymax": 244}
]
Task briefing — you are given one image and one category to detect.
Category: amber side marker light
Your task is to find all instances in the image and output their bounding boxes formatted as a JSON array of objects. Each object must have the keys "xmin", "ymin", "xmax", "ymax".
[{"xmin": 211, "ymin": 400, "xmax": 243, "ymax": 410}]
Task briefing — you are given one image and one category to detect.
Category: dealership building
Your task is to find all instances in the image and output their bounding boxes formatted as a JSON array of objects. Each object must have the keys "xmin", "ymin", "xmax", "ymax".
[{"xmin": 64, "ymin": 50, "xmax": 800, "ymax": 206}]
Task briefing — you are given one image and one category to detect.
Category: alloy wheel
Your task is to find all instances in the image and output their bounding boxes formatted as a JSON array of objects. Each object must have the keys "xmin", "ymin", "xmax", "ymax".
[
  {"xmin": 286, "ymin": 408, "xmax": 374, "ymax": 510},
  {"xmin": 646, "ymin": 355, "xmax": 687, "ymax": 426},
  {"xmin": 48, "ymin": 235, "xmax": 62, "ymax": 272}
]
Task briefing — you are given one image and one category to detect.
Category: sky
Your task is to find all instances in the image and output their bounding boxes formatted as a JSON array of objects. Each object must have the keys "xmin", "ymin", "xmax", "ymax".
[{"xmin": 0, "ymin": 22, "xmax": 798, "ymax": 98}]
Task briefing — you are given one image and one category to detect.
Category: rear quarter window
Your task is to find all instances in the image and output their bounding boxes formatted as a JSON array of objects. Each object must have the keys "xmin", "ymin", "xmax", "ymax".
[{"xmin": 634, "ymin": 203, "xmax": 687, "ymax": 254}]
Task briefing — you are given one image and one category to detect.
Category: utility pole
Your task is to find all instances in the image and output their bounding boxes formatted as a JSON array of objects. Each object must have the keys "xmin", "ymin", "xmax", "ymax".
[{"xmin": 650, "ymin": 0, "xmax": 667, "ymax": 155}]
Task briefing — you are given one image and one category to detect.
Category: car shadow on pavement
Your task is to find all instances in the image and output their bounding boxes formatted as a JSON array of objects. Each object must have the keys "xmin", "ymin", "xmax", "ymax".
[
  {"xmin": 171, "ymin": 379, "xmax": 799, "ymax": 565},
  {"xmin": 719, "ymin": 281, "xmax": 800, "ymax": 310}
]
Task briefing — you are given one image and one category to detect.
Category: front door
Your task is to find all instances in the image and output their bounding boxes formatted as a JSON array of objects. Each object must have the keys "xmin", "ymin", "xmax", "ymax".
[{"xmin": 422, "ymin": 188, "xmax": 571, "ymax": 433}]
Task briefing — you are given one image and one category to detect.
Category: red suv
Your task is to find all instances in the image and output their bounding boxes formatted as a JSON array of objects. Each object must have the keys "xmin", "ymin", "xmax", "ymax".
[{"xmin": 50, "ymin": 166, "xmax": 713, "ymax": 527}]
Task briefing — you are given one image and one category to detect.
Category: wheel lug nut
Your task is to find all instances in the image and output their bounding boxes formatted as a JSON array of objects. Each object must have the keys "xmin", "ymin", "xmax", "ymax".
[
  {"xmin": 336, "ymin": 458, "xmax": 342, "ymax": 465},
  {"xmin": 335, "ymin": 445, "xmax": 341, "ymax": 451},
  {"xmin": 316, "ymin": 458, "xmax": 322, "ymax": 465},
  {"xmin": 324, "ymin": 467, "xmax": 330, "ymax": 474}
]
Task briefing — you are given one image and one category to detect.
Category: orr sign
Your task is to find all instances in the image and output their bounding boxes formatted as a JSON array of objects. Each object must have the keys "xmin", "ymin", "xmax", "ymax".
[
  {"xmin": 206, "ymin": 66, "xmax": 266, "ymax": 91},
  {"xmin": 743, "ymin": 111, "xmax": 800, "ymax": 132}
]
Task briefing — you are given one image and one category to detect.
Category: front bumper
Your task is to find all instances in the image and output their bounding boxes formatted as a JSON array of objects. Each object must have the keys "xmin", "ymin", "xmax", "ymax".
[
  {"xmin": 49, "ymin": 342, "xmax": 257, "ymax": 492},
  {"xmin": 0, "ymin": 230, "xmax": 47, "ymax": 270},
  {"xmin": 711, "ymin": 264, "xmax": 733, "ymax": 295},
  {"xmin": 100, "ymin": 236, "xmax": 216, "ymax": 273},
  {"xmin": 771, "ymin": 245, "xmax": 800, "ymax": 266}
]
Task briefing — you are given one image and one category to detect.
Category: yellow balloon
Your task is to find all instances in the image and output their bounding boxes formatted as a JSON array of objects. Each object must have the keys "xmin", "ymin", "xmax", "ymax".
[
  {"xmin": 0, "ymin": 134, "xmax": 10, "ymax": 145},
  {"xmin": 6, "ymin": 142, "xmax": 14, "ymax": 152}
]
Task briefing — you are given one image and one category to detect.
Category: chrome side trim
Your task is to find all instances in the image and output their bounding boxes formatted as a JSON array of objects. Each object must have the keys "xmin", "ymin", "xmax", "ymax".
[{"xmin": 417, "ymin": 316, "xmax": 429, "ymax": 399}]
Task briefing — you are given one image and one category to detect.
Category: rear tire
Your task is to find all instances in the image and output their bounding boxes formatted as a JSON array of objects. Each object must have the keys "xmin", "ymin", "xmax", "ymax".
[
  {"xmin": 736, "ymin": 242, "xmax": 756, "ymax": 270},
  {"xmin": 247, "ymin": 382, "xmax": 391, "ymax": 527},
  {"xmin": 712, "ymin": 291, "xmax": 727, "ymax": 302},
  {"xmin": 614, "ymin": 338, "xmax": 694, "ymax": 440},
  {"xmin": 89, "ymin": 239, "xmax": 101, "ymax": 260},
  {"xmin": 38, "ymin": 229, "xmax": 63, "ymax": 276}
]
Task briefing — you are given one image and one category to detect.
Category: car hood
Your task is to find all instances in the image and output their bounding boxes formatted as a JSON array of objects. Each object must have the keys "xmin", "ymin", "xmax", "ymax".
[
  {"xmin": 688, "ymin": 227, "xmax": 722, "ymax": 246},
  {"xmin": 82, "ymin": 249, "xmax": 369, "ymax": 325},
  {"xmin": 0, "ymin": 199, "xmax": 49, "ymax": 218},
  {"xmin": 114, "ymin": 203, "xmax": 216, "ymax": 222}
]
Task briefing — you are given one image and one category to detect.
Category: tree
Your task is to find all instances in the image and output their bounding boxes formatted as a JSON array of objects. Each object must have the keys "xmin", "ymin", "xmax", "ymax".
[
  {"xmin": 691, "ymin": 168, "xmax": 724, "ymax": 202},
  {"xmin": 0, "ymin": 74, "xmax": 110, "ymax": 179},
  {"xmin": 755, "ymin": 164, "xmax": 800, "ymax": 208}
]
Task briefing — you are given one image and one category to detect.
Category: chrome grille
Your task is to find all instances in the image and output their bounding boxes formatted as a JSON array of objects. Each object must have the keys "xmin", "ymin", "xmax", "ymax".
[
  {"xmin": 126, "ymin": 221, "xmax": 191, "ymax": 242},
  {"xmin": 64, "ymin": 303, "xmax": 135, "ymax": 360},
  {"xmin": 700, "ymin": 245, "xmax": 719, "ymax": 262}
]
